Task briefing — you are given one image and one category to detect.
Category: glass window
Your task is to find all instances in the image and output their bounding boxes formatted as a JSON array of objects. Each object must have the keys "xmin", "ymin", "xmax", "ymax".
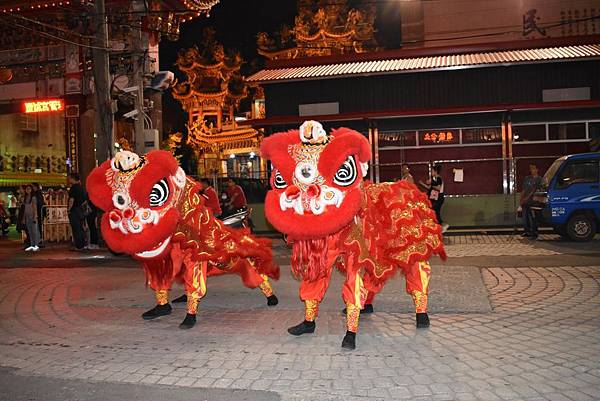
[
  {"xmin": 512, "ymin": 124, "xmax": 546, "ymax": 142},
  {"xmin": 548, "ymin": 123, "xmax": 586, "ymax": 140},
  {"xmin": 556, "ymin": 160, "xmax": 599, "ymax": 189},
  {"xmin": 589, "ymin": 122, "xmax": 600, "ymax": 140},
  {"xmin": 462, "ymin": 127, "xmax": 502, "ymax": 144},
  {"xmin": 418, "ymin": 129, "xmax": 460, "ymax": 146},
  {"xmin": 379, "ymin": 130, "xmax": 417, "ymax": 147}
]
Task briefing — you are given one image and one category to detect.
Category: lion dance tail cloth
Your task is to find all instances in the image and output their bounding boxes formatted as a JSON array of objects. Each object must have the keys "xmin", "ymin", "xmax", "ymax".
[
  {"xmin": 261, "ymin": 121, "xmax": 445, "ymax": 349},
  {"xmin": 87, "ymin": 150, "xmax": 279, "ymax": 329}
]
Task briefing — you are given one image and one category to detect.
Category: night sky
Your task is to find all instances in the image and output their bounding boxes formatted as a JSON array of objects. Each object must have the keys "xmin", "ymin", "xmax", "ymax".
[{"xmin": 159, "ymin": 0, "xmax": 402, "ymax": 133}]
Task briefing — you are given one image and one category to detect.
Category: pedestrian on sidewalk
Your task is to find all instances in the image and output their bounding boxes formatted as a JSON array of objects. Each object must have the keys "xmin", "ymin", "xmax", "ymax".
[
  {"xmin": 23, "ymin": 185, "xmax": 40, "ymax": 252},
  {"xmin": 32, "ymin": 183, "xmax": 45, "ymax": 247},
  {"xmin": 520, "ymin": 163, "xmax": 543, "ymax": 239},
  {"xmin": 419, "ymin": 164, "xmax": 449, "ymax": 233},
  {"xmin": 16, "ymin": 186, "xmax": 30, "ymax": 248},
  {"xmin": 0, "ymin": 199, "xmax": 10, "ymax": 236},
  {"xmin": 68, "ymin": 173, "xmax": 86, "ymax": 251},
  {"xmin": 401, "ymin": 163, "xmax": 415, "ymax": 184}
]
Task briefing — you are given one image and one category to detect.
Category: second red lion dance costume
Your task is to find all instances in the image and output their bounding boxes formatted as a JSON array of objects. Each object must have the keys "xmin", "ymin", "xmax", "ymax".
[{"xmin": 261, "ymin": 121, "xmax": 446, "ymax": 349}]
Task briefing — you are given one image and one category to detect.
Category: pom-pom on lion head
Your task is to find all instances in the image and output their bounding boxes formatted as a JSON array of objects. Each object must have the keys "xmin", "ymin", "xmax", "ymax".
[
  {"xmin": 86, "ymin": 150, "xmax": 187, "ymax": 260},
  {"xmin": 261, "ymin": 121, "xmax": 370, "ymax": 240}
]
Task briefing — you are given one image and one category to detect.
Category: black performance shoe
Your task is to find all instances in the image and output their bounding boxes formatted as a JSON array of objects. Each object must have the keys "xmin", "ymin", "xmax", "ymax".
[
  {"xmin": 416, "ymin": 312, "xmax": 430, "ymax": 328},
  {"xmin": 341, "ymin": 304, "xmax": 374, "ymax": 315},
  {"xmin": 287, "ymin": 320, "xmax": 315, "ymax": 336},
  {"xmin": 172, "ymin": 294, "xmax": 187, "ymax": 303},
  {"xmin": 267, "ymin": 294, "xmax": 279, "ymax": 306},
  {"xmin": 179, "ymin": 313, "xmax": 197, "ymax": 329},
  {"xmin": 141, "ymin": 303, "xmax": 172, "ymax": 320},
  {"xmin": 341, "ymin": 331, "xmax": 356, "ymax": 350}
]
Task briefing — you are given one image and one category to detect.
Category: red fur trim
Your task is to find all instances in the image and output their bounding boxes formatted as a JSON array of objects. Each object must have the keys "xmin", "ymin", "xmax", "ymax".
[
  {"xmin": 86, "ymin": 160, "xmax": 114, "ymax": 212},
  {"xmin": 260, "ymin": 130, "xmax": 299, "ymax": 183},
  {"xmin": 291, "ymin": 237, "xmax": 330, "ymax": 282}
]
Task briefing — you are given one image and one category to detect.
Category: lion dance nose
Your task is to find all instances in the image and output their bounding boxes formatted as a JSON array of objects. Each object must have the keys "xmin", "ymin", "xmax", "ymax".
[
  {"xmin": 122, "ymin": 207, "xmax": 135, "ymax": 219},
  {"xmin": 306, "ymin": 184, "xmax": 321, "ymax": 199}
]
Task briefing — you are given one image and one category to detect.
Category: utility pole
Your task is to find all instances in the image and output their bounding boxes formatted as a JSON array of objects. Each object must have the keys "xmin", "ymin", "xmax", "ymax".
[
  {"xmin": 132, "ymin": 0, "xmax": 147, "ymax": 155},
  {"xmin": 91, "ymin": 0, "xmax": 114, "ymax": 164}
]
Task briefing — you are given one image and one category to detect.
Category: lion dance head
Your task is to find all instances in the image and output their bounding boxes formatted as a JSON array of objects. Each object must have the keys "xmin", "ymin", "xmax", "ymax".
[
  {"xmin": 87, "ymin": 150, "xmax": 187, "ymax": 260},
  {"xmin": 261, "ymin": 121, "xmax": 371, "ymax": 242}
]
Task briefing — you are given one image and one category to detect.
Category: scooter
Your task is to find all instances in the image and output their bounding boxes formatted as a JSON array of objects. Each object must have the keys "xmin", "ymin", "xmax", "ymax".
[{"xmin": 219, "ymin": 192, "xmax": 253, "ymax": 231}]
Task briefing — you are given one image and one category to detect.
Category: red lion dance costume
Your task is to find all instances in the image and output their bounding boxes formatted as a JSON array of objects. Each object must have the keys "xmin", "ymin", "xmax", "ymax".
[
  {"xmin": 87, "ymin": 150, "xmax": 279, "ymax": 329},
  {"xmin": 261, "ymin": 121, "xmax": 446, "ymax": 349}
]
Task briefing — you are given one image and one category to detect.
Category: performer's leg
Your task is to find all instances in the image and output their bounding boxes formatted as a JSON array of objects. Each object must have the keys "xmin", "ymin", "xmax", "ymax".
[
  {"xmin": 405, "ymin": 261, "xmax": 431, "ymax": 328},
  {"xmin": 141, "ymin": 288, "xmax": 172, "ymax": 320},
  {"xmin": 340, "ymin": 257, "xmax": 368, "ymax": 349},
  {"xmin": 288, "ymin": 267, "xmax": 333, "ymax": 336},
  {"xmin": 343, "ymin": 273, "xmax": 380, "ymax": 315},
  {"xmin": 179, "ymin": 261, "xmax": 208, "ymax": 329},
  {"xmin": 233, "ymin": 258, "xmax": 278, "ymax": 306}
]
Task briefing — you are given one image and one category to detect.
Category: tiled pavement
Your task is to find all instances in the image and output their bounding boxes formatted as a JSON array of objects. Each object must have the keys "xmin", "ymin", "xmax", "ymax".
[{"xmin": 1, "ymin": 235, "xmax": 600, "ymax": 401}]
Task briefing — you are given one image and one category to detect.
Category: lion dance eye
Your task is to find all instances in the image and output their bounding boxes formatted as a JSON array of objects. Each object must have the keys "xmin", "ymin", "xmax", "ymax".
[
  {"xmin": 150, "ymin": 179, "xmax": 170, "ymax": 207},
  {"xmin": 333, "ymin": 156, "xmax": 358, "ymax": 187},
  {"xmin": 273, "ymin": 170, "xmax": 287, "ymax": 189}
]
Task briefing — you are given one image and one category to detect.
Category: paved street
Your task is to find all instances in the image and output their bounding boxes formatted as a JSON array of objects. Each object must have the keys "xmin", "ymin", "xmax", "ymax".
[{"xmin": 0, "ymin": 234, "xmax": 599, "ymax": 401}]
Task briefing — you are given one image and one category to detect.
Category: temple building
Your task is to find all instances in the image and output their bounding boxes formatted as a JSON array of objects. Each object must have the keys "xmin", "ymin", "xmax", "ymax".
[{"xmin": 171, "ymin": 31, "xmax": 265, "ymax": 178}]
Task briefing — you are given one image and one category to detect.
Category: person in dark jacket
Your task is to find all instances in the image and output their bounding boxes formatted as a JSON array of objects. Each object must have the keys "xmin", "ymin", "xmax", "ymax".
[
  {"xmin": 68, "ymin": 173, "xmax": 86, "ymax": 251},
  {"xmin": 32, "ymin": 183, "xmax": 45, "ymax": 247}
]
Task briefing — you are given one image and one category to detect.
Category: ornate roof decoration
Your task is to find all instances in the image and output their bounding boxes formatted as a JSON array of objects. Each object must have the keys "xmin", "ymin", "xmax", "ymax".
[
  {"xmin": 257, "ymin": 0, "xmax": 378, "ymax": 60},
  {"xmin": 172, "ymin": 28, "xmax": 246, "ymax": 109},
  {"xmin": 186, "ymin": 119, "xmax": 263, "ymax": 154}
]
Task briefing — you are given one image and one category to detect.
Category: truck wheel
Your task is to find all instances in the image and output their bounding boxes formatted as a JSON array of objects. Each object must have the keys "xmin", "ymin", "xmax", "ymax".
[{"xmin": 566, "ymin": 213, "xmax": 597, "ymax": 242}]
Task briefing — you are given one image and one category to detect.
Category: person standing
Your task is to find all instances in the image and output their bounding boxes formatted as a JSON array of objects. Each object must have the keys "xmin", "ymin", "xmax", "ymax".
[
  {"xmin": 16, "ymin": 186, "xmax": 30, "ymax": 248},
  {"xmin": 199, "ymin": 178, "xmax": 222, "ymax": 217},
  {"xmin": 419, "ymin": 164, "xmax": 449, "ymax": 233},
  {"xmin": 32, "ymin": 183, "xmax": 45, "ymax": 247},
  {"xmin": 68, "ymin": 173, "xmax": 86, "ymax": 251},
  {"xmin": 23, "ymin": 185, "xmax": 40, "ymax": 252},
  {"xmin": 0, "ymin": 199, "xmax": 10, "ymax": 236},
  {"xmin": 401, "ymin": 163, "xmax": 415, "ymax": 184},
  {"xmin": 520, "ymin": 163, "xmax": 543, "ymax": 239}
]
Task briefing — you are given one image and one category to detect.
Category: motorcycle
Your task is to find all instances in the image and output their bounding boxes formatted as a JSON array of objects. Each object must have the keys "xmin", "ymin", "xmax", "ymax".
[{"xmin": 219, "ymin": 192, "xmax": 253, "ymax": 231}]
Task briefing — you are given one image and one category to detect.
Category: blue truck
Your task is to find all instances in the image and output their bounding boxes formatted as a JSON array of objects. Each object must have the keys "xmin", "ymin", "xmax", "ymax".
[{"xmin": 537, "ymin": 152, "xmax": 600, "ymax": 242}]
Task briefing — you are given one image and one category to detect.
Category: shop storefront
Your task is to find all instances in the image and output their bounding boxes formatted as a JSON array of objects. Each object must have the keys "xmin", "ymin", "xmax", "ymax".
[{"xmin": 0, "ymin": 98, "xmax": 68, "ymax": 189}]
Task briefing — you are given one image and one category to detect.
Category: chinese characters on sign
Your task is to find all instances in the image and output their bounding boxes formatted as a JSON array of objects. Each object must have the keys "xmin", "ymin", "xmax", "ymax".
[
  {"xmin": 420, "ymin": 130, "xmax": 460, "ymax": 145},
  {"xmin": 523, "ymin": 9, "xmax": 546, "ymax": 36},
  {"xmin": 24, "ymin": 99, "xmax": 64, "ymax": 113},
  {"xmin": 67, "ymin": 117, "xmax": 78, "ymax": 173}
]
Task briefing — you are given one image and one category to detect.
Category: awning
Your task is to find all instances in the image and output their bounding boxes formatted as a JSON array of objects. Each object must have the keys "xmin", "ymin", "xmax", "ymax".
[
  {"xmin": 248, "ymin": 43, "xmax": 600, "ymax": 83},
  {"xmin": 0, "ymin": 172, "xmax": 68, "ymax": 188}
]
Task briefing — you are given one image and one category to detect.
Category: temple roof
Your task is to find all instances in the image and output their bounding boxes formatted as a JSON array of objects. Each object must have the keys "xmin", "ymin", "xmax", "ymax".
[{"xmin": 257, "ymin": 0, "xmax": 378, "ymax": 60}]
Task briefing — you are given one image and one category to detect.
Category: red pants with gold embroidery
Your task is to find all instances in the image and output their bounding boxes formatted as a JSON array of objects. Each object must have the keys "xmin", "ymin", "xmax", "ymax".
[
  {"xmin": 364, "ymin": 261, "xmax": 431, "ymax": 313},
  {"xmin": 149, "ymin": 245, "xmax": 274, "ymax": 315},
  {"xmin": 299, "ymin": 241, "xmax": 367, "ymax": 333}
]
